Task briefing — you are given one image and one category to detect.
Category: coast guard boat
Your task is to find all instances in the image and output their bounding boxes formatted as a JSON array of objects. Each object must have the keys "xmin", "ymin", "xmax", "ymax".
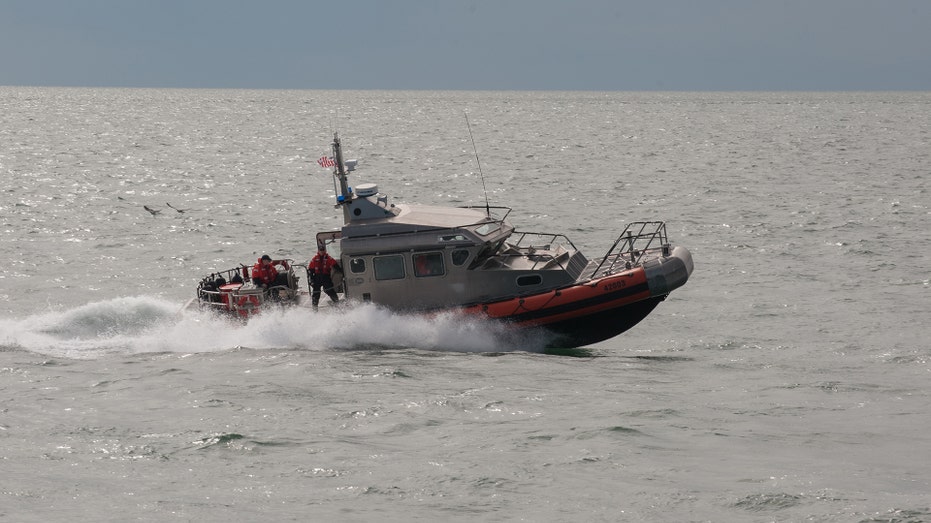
[{"xmin": 189, "ymin": 133, "xmax": 693, "ymax": 348}]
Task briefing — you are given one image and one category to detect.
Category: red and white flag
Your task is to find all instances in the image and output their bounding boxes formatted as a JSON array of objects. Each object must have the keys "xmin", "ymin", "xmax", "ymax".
[{"xmin": 317, "ymin": 156, "xmax": 336, "ymax": 168}]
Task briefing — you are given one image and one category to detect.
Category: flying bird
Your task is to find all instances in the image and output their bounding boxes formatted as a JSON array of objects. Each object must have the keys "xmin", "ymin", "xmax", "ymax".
[
  {"xmin": 166, "ymin": 203, "xmax": 186, "ymax": 213},
  {"xmin": 143, "ymin": 205, "xmax": 161, "ymax": 216}
]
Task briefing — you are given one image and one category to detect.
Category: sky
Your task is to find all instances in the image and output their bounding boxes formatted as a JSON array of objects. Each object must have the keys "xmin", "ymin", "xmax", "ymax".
[{"xmin": 1, "ymin": 0, "xmax": 929, "ymax": 91}]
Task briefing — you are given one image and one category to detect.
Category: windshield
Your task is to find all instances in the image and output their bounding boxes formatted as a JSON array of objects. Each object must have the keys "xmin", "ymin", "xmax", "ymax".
[{"xmin": 474, "ymin": 222, "xmax": 501, "ymax": 237}]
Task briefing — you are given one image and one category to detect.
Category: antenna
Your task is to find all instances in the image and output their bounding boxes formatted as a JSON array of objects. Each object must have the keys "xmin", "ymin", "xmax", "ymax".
[{"xmin": 465, "ymin": 112, "xmax": 491, "ymax": 217}]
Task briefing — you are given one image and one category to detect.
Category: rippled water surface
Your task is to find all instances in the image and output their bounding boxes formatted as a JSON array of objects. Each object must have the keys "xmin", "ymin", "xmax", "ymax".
[{"xmin": 1, "ymin": 88, "xmax": 929, "ymax": 521}]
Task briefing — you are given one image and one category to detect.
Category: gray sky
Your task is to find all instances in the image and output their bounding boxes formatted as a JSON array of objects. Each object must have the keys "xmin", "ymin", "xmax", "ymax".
[{"xmin": 2, "ymin": 0, "xmax": 929, "ymax": 90}]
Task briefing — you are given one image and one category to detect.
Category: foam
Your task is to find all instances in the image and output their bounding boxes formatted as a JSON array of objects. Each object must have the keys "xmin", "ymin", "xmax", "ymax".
[{"xmin": 0, "ymin": 296, "xmax": 549, "ymax": 359}]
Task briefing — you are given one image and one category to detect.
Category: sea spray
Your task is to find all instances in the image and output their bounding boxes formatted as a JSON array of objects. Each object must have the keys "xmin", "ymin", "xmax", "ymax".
[{"xmin": 0, "ymin": 297, "xmax": 550, "ymax": 358}]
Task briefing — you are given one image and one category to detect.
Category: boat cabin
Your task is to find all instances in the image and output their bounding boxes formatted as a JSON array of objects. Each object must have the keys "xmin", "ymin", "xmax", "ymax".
[{"xmin": 318, "ymin": 181, "xmax": 589, "ymax": 311}]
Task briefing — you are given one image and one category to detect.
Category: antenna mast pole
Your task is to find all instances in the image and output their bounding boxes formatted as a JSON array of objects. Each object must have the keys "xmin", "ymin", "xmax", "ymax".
[
  {"xmin": 331, "ymin": 133, "xmax": 352, "ymax": 223},
  {"xmin": 465, "ymin": 113, "xmax": 491, "ymax": 217}
]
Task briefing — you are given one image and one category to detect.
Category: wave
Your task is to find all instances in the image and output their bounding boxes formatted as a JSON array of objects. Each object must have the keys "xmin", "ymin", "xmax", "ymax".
[{"xmin": 0, "ymin": 296, "xmax": 549, "ymax": 359}]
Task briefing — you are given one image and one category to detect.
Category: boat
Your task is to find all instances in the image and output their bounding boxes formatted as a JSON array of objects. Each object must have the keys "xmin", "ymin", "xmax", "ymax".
[{"xmin": 309, "ymin": 133, "xmax": 692, "ymax": 347}]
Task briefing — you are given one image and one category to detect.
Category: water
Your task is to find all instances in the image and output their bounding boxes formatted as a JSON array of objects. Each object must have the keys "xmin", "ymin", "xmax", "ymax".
[{"xmin": 1, "ymin": 88, "xmax": 929, "ymax": 521}]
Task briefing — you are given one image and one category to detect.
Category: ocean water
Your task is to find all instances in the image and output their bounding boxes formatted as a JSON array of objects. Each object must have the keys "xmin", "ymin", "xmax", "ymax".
[{"xmin": 1, "ymin": 88, "xmax": 929, "ymax": 522}]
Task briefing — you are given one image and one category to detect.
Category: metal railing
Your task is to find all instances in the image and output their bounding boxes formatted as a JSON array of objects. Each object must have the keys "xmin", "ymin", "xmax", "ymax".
[
  {"xmin": 196, "ymin": 266, "xmax": 250, "ymax": 303},
  {"xmin": 195, "ymin": 261, "xmax": 300, "ymax": 312},
  {"xmin": 471, "ymin": 231, "xmax": 590, "ymax": 278},
  {"xmin": 588, "ymin": 221, "xmax": 670, "ymax": 278},
  {"xmin": 509, "ymin": 231, "xmax": 577, "ymax": 254}
]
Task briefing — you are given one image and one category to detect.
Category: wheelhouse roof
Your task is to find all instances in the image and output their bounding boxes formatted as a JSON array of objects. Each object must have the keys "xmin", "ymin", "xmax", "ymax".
[{"xmin": 342, "ymin": 203, "xmax": 496, "ymax": 237}]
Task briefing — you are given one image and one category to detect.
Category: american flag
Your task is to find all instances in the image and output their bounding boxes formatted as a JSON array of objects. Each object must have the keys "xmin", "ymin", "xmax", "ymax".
[{"xmin": 317, "ymin": 156, "xmax": 336, "ymax": 168}]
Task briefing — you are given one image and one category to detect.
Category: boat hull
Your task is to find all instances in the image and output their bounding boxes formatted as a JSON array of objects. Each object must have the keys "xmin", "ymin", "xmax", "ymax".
[
  {"xmin": 462, "ymin": 246, "xmax": 692, "ymax": 348},
  {"xmin": 532, "ymin": 296, "xmax": 665, "ymax": 348}
]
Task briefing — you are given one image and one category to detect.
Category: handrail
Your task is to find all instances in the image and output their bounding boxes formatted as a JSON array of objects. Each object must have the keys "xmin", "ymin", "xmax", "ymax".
[
  {"xmin": 195, "ymin": 260, "xmax": 297, "ymax": 302},
  {"xmin": 195, "ymin": 289, "xmax": 237, "ymax": 310},
  {"xmin": 508, "ymin": 231, "xmax": 579, "ymax": 253},
  {"xmin": 588, "ymin": 221, "xmax": 669, "ymax": 278},
  {"xmin": 502, "ymin": 231, "xmax": 579, "ymax": 272},
  {"xmin": 196, "ymin": 266, "xmax": 249, "ymax": 298},
  {"xmin": 472, "ymin": 231, "xmax": 582, "ymax": 275},
  {"xmin": 462, "ymin": 222, "xmax": 671, "ymax": 280}
]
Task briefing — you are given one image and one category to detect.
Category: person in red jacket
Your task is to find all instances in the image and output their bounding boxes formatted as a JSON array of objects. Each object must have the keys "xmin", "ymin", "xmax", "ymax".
[
  {"xmin": 252, "ymin": 254, "xmax": 290, "ymax": 289},
  {"xmin": 307, "ymin": 245, "xmax": 340, "ymax": 310}
]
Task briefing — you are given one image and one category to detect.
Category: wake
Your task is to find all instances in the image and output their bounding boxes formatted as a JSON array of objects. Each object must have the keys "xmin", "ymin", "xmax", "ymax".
[{"xmin": 0, "ymin": 296, "xmax": 550, "ymax": 359}]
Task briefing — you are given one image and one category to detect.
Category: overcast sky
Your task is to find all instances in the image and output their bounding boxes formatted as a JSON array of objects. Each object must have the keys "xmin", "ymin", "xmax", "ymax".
[{"xmin": 2, "ymin": 0, "xmax": 929, "ymax": 91}]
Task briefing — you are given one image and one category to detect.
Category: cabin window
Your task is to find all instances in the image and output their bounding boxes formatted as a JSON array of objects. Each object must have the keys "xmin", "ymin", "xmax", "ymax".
[
  {"xmin": 517, "ymin": 274, "xmax": 543, "ymax": 287},
  {"xmin": 475, "ymin": 223, "xmax": 500, "ymax": 237},
  {"xmin": 349, "ymin": 258, "xmax": 366, "ymax": 274},
  {"xmin": 373, "ymin": 255, "xmax": 405, "ymax": 280},
  {"xmin": 451, "ymin": 249, "xmax": 470, "ymax": 266},
  {"xmin": 413, "ymin": 252, "xmax": 445, "ymax": 277},
  {"xmin": 440, "ymin": 234, "xmax": 468, "ymax": 242}
]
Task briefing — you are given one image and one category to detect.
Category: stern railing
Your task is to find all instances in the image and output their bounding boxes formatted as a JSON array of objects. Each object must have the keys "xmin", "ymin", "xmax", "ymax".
[
  {"xmin": 197, "ymin": 266, "xmax": 250, "ymax": 305},
  {"xmin": 196, "ymin": 261, "xmax": 300, "ymax": 311}
]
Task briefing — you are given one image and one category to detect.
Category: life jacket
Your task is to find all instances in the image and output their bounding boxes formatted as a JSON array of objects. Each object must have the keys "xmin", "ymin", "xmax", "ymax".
[
  {"xmin": 251, "ymin": 259, "xmax": 279, "ymax": 285},
  {"xmin": 308, "ymin": 253, "xmax": 337, "ymax": 276}
]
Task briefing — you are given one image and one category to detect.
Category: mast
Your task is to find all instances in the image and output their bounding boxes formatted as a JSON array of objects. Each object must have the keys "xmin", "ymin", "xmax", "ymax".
[
  {"xmin": 331, "ymin": 133, "xmax": 352, "ymax": 223},
  {"xmin": 464, "ymin": 113, "xmax": 491, "ymax": 217}
]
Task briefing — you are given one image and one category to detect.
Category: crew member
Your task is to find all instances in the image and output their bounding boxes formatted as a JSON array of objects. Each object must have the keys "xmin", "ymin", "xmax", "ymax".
[
  {"xmin": 252, "ymin": 254, "xmax": 290, "ymax": 289},
  {"xmin": 307, "ymin": 245, "xmax": 340, "ymax": 310}
]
